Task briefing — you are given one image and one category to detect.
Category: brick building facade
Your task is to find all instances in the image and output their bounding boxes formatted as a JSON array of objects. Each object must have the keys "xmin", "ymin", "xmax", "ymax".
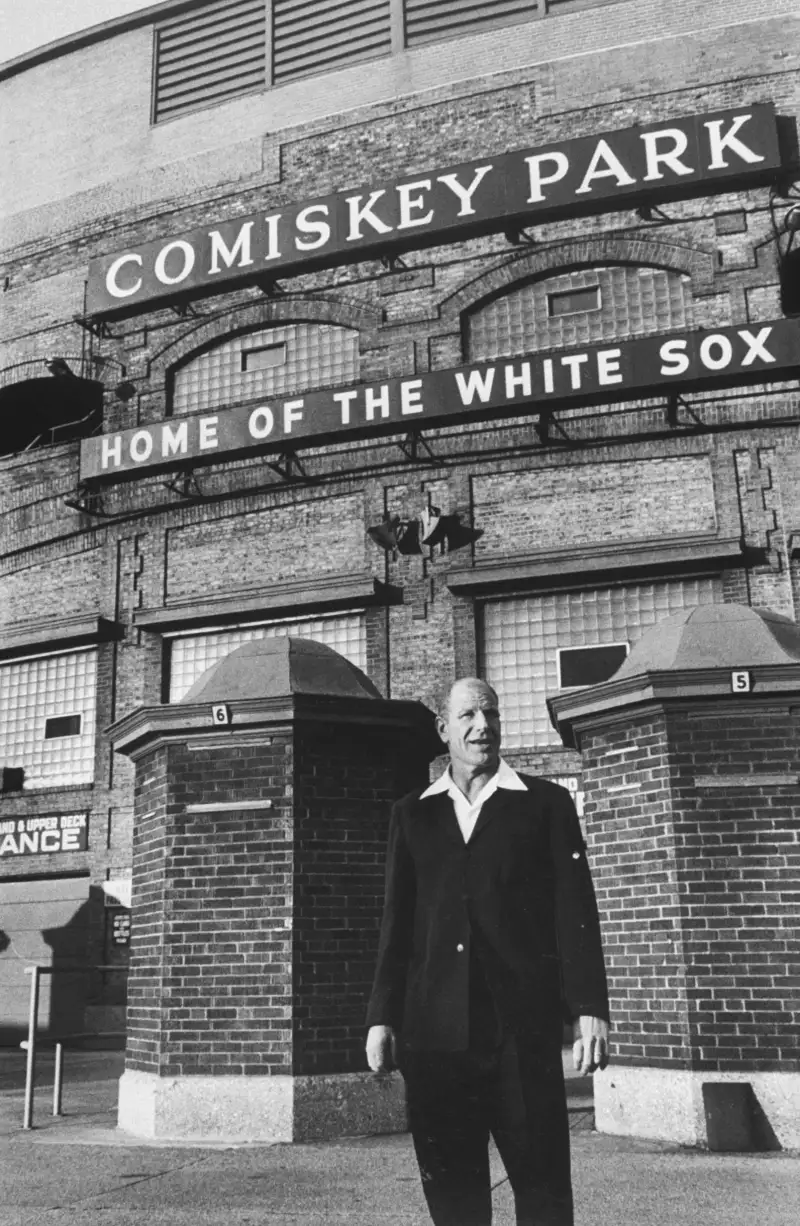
[{"xmin": 1, "ymin": 0, "xmax": 798, "ymax": 1133}]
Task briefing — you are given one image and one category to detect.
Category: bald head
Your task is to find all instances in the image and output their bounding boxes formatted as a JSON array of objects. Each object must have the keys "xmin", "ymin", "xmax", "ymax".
[{"xmin": 440, "ymin": 677, "xmax": 499, "ymax": 722}]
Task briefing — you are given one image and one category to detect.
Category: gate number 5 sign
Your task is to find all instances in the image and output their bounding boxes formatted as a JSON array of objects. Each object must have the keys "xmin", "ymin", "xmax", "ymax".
[{"xmin": 731, "ymin": 670, "xmax": 751, "ymax": 693}]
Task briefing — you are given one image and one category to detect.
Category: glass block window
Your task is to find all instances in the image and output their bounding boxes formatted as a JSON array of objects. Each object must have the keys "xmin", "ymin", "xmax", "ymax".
[
  {"xmin": 168, "ymin": 613, "xmax": 367, "ymax": 702},
  {"xmin": 0, "ymin": 651, "xmax": 97, "ymax": 788},
  {"xmin": 172, "ymin": 323, "xmax": 360, "ymax": 415},
  {"xmin": 467, "ymin": 266, "xmax": 692, "ymax": 361},
  {"xmin": 482, "ymin": 577, "xmax": 722, "ymax": 748}
]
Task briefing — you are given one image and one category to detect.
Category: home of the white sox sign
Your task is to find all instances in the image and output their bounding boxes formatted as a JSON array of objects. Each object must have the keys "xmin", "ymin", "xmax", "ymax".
[
  {"xmin": 85, "ymin": 105, "xmax": 781, "ymax": 318},
  {"xmin": 80, "ymin": 319, "xmax": 800, "ymax": 480}
]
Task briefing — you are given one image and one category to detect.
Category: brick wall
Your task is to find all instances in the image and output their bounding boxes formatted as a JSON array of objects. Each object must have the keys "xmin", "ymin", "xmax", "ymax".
[
  {"xmin": 127, "ymin": 735, "xmax": 295, "ymax": 1076},
  {"xmin": 581, "ymin": 701, "xmax": 800, "ymax": 1074},
  {"xmin": 122, "ymin": 709, "xmax": 430, "ymax": 1078},
  {"xmin": 582, "ymin": 715, "xmax": 692, "ymax": 1067},
  {"xmin": 668, "ymin": 704, "xmax": 800, "ymax": 1071},
  {"xmin": 292, "ymin": 718, "xmax": 429, "ymax": 1074}
]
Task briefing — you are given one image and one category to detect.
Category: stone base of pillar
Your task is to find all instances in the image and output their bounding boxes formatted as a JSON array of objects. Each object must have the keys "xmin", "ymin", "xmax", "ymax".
[
  {"xmin": 594, "ymin": 1066, "xmax": 800, "ymax": 1151},
  {"xmin": 117, "ymin": 1069, "xmax": 407, "ymax": 1143}
]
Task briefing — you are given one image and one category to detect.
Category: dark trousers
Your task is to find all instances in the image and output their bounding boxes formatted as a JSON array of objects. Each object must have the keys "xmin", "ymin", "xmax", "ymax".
[{"xmin": 401, "ymin": 1036, "xmax": 573, "ymax": 1226}]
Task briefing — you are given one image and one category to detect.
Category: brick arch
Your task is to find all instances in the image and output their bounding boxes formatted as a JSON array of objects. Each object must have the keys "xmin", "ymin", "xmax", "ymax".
[
  {"xmin": 439, "ymin": 236, "xmax": 715, "ymax": 322},
  {"xmin": 147, "ymin": 294, "xmax": 382, "ymax": 385}
]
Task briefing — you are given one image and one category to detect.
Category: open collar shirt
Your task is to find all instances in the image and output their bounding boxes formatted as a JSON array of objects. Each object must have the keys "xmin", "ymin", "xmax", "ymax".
[{"xmin": 420, "ymin": 758, "xmax": 528, "ymax": 843}]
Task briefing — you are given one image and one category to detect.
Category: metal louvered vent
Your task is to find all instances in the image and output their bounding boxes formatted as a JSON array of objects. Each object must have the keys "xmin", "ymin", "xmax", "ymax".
[
  {"xmin": 153, "ymin": 0, "xmax": 267, "ymax": 123},
  {"xmin": 273, "ymin": 0, "xmax": 392, "ymax": 84},
  {"xmin": 404, "ymin": 0, "xmax": 538, "ymax": 48}
]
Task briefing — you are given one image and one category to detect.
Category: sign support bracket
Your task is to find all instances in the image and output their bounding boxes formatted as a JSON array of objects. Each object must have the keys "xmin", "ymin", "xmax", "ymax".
[
  {"xmin": 666, "ymin": 393, "xmax": 704, "ymax": 429},
  {"xmin": 397, "ymin": 431, "xmax": 443, "ymax": 466},
  {"xmin": 62, "ymin": 482, "xmax": 109, "ymax": 517},
  {"xmin": 162, "ymin": 469, "xmax": 205, "ymax": 501},
  {"xmin": 73, "ymin": 315, "xmax": 118, "ymax": 341},
  {"xmin": 267, "ymin": 450, "xmax": 312, "ymax": 483},
  {"xmin": 535, "ymin": 410, "xmax": 572, "ymax": 445}
]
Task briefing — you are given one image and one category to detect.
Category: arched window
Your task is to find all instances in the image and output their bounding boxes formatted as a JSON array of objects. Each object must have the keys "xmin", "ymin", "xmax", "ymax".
[
  {"xmin": 171, "ymin": 322, "xmax": 359, "ymax": 415},
  {"xmin": 467, "ymin": 265, "xmax": 692, "ymax": 361}
]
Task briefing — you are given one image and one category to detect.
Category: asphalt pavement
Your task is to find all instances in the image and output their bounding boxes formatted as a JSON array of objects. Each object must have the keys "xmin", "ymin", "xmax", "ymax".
[{"xmin": 0, "ymin": 1050, "xmax": 797, "ymax": 1226}]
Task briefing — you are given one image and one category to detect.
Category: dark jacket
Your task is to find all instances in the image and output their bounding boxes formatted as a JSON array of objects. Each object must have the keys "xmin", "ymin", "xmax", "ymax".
[{"xmin": 366, "ymin": 775, "xmax": 609, "ymax": 1050}]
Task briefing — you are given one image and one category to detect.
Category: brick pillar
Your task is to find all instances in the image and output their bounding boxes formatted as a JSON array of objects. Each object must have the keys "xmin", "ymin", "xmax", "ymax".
[
  {"xmin": 550, "ymin": 605, "xmax": 800, "ymax": 1150},
  {"xmin": 110, "ymin": 638, "xmax": 435, "ymax": 1142}
]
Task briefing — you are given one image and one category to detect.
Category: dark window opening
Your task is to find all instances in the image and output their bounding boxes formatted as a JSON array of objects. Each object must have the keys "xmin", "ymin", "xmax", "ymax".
[
  {"xmin": 0, "ymin": 370, "xmax": 103, "ymax": 458},
  {"xmin": 44, "ymin": 715, "xmax": 82, "ymax": 739},
  {"xmin": 558, "ymin": 643, "xmax": 628, "ymax": 689},
  {"xmin": 547, "ymin": 286, "xmax": 601, "ymax": 317},
  {"xmin": 780, "ymin": 249, "xmax": 800, "ymax": 317},
  {"xmin": 241, "ymin": 343, "xmax": 287, "ymax": 372},
  {"xmin": 1, "ymin": 767, "xmax": 25, "ymax": 793}
]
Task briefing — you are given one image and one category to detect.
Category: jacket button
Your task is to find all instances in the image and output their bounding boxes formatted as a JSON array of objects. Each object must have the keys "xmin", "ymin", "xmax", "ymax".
[{"xmin": 456, "ymin": 943, "xmax": 464, "ymax": 952}]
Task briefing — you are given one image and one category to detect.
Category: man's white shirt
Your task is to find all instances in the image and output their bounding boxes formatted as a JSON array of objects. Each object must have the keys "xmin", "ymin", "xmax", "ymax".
[{"xmin": 420, "ymin": 758, "xmax": 528, "ymax": 843}]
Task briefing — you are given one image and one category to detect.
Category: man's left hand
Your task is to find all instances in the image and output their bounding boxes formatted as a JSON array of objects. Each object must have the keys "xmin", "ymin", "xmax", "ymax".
[{"xmin": 572, "ymin": 1016, "xmax": 609, "ymax": 1075}]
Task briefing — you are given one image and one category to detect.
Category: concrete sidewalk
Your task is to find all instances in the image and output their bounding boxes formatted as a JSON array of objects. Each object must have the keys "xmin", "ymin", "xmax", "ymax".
[{"xmin": 0, "ymin": 1052, "xmax": 797, "ymax": 1226}]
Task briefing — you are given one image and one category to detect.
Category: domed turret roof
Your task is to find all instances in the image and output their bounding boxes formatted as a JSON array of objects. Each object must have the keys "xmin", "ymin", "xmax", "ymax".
[
  {"xmin": 613, "ymin": 604, "xmax": 800, "ymax": 679},
  {"xmin": 181, "ymin": 636, "xmax": 381, "ymax": 704}
]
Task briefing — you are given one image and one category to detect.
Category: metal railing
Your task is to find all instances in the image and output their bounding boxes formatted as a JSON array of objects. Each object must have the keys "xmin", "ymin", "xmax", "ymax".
[{"xmin": 21, "ymin": 964, "xmax": 125, "ymax": 1130}]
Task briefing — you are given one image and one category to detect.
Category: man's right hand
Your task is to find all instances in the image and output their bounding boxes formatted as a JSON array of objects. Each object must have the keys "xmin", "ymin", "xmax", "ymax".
[{"xmin": 366, "ymin": 1024, "xmax": 397, "ymax": 1073}]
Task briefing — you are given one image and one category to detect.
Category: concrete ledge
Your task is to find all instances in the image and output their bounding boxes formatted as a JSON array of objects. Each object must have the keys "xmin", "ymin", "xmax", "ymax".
[
  {"xmin": 117, "ymin": 1069, "xmax": 407, "ymax": 1143},
  {"xmin": 294, "ymin": 1072, "xmax": 407, "ymax": 1141},
  {"xmin": 117, "ymin": 1069, "xmax": 294, "ymax": 1143},
  {"xmin": 594, "ymin": 1065, "xmax": 800, "ymax": 1150}
]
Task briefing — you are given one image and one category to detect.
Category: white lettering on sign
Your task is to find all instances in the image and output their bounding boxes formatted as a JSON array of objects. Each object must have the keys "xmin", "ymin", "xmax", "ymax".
[
  {"xmin": 263, "ymin": 213, "xmax": 283, "ymax": 261},
  {"xmin": 334, "ymin": 390, "xmax": 359, "ymax": 424},
  {"xmin": 295, "ymin": 205, "xmax": 331, "ymax": 252},
  {"xmin": 346, "ymin": 190, "xmax": 392, "ymax": 241},
  {"xmin": 199, "ymin": 416, "xmax": 219, "ymax": 450},
  {"xmin": 208, "ymin": 222, "xmax": 254, "ymax": 275},
  {"xmin": 505, "ymin": 363, "xmax": 532, "ymax": 399},
  {"xmin": 88, "ymin": 107, "xmax": 780, "ymax": 318},
  {"xmin": 154, "ymin": 240, "xmax": 195, "ymax": 286},
  {"xmin": 455, "ymin": 368, "xmax": 496, "ymax": 405},
  {"xmin": 397, "ymin": 181, "xmax": 434, "ymax": 230},
  {"xmin": 574, "ymin": 139, "xmax": 636, "ymax": 195},
  {"xmin": 105, "ymin": 253, "xmax": 143, "ymax": 299},
  {"xmin": 283, "ymin": 400, "xmax": 304, "ymax": 433},
  {"xmin": 437, "ymin": 165, "xmax": 493, "ymax": 216},
  {"xmin": 597, "ymin": 348, "xmax": 623, "ymax": 385},
  {"xmin": 130, "ymin": 430, "xmax": 153, "ymax": 463},
  {"xmin": 400, "ymin": 379, "xmax": 424, "ymax": 415},
  {"xmin": 80, "ymin": 319, "xmax": 800, "ymax": 481},
  {"xmin": 162, "ymin": 421, "xmax": 189, "ymax": 458},
  {"xmin": 525, "ymin": 151, "xmax": 569, "ymax": 203},
  {"xmin": 0, "ymin": 813, "xmax": 88, "ymax": 858},
  {"xmin": 705, "ymin": 115, "xmax": 766, "ymax": 170},
  {"xmin": 249, "ymin": 406, "xmax": 275, "ymax": 439},
  {"xmin": 739, "ymin": 327, "xmax": 775, "ymax": 365},
  {"xmin": 660, "ymin": 339, "xmax": 690, "ymax": 376},
  {"xmin": 641, "ymin": 128, "xmax": 693, "ymax": 181},
  {"xmin": 365, "ymin": 386, "xmax": 390, "ymax": 422}
]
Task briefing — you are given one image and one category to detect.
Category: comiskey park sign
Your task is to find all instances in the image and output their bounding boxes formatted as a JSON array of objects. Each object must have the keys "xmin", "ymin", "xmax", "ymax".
[
  {"xmin": 80, "ymin": 318, "xmax": 800, "ymax": 480},
  {"xmin": 85, "ymin": 105, "xmax": 781, "ymax": 318}
]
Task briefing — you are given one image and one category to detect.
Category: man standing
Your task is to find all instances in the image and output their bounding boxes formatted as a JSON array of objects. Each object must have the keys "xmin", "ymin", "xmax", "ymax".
[{"xmin": 366, "ymin": 677, "xmax": 609, "ymax": 1226}]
